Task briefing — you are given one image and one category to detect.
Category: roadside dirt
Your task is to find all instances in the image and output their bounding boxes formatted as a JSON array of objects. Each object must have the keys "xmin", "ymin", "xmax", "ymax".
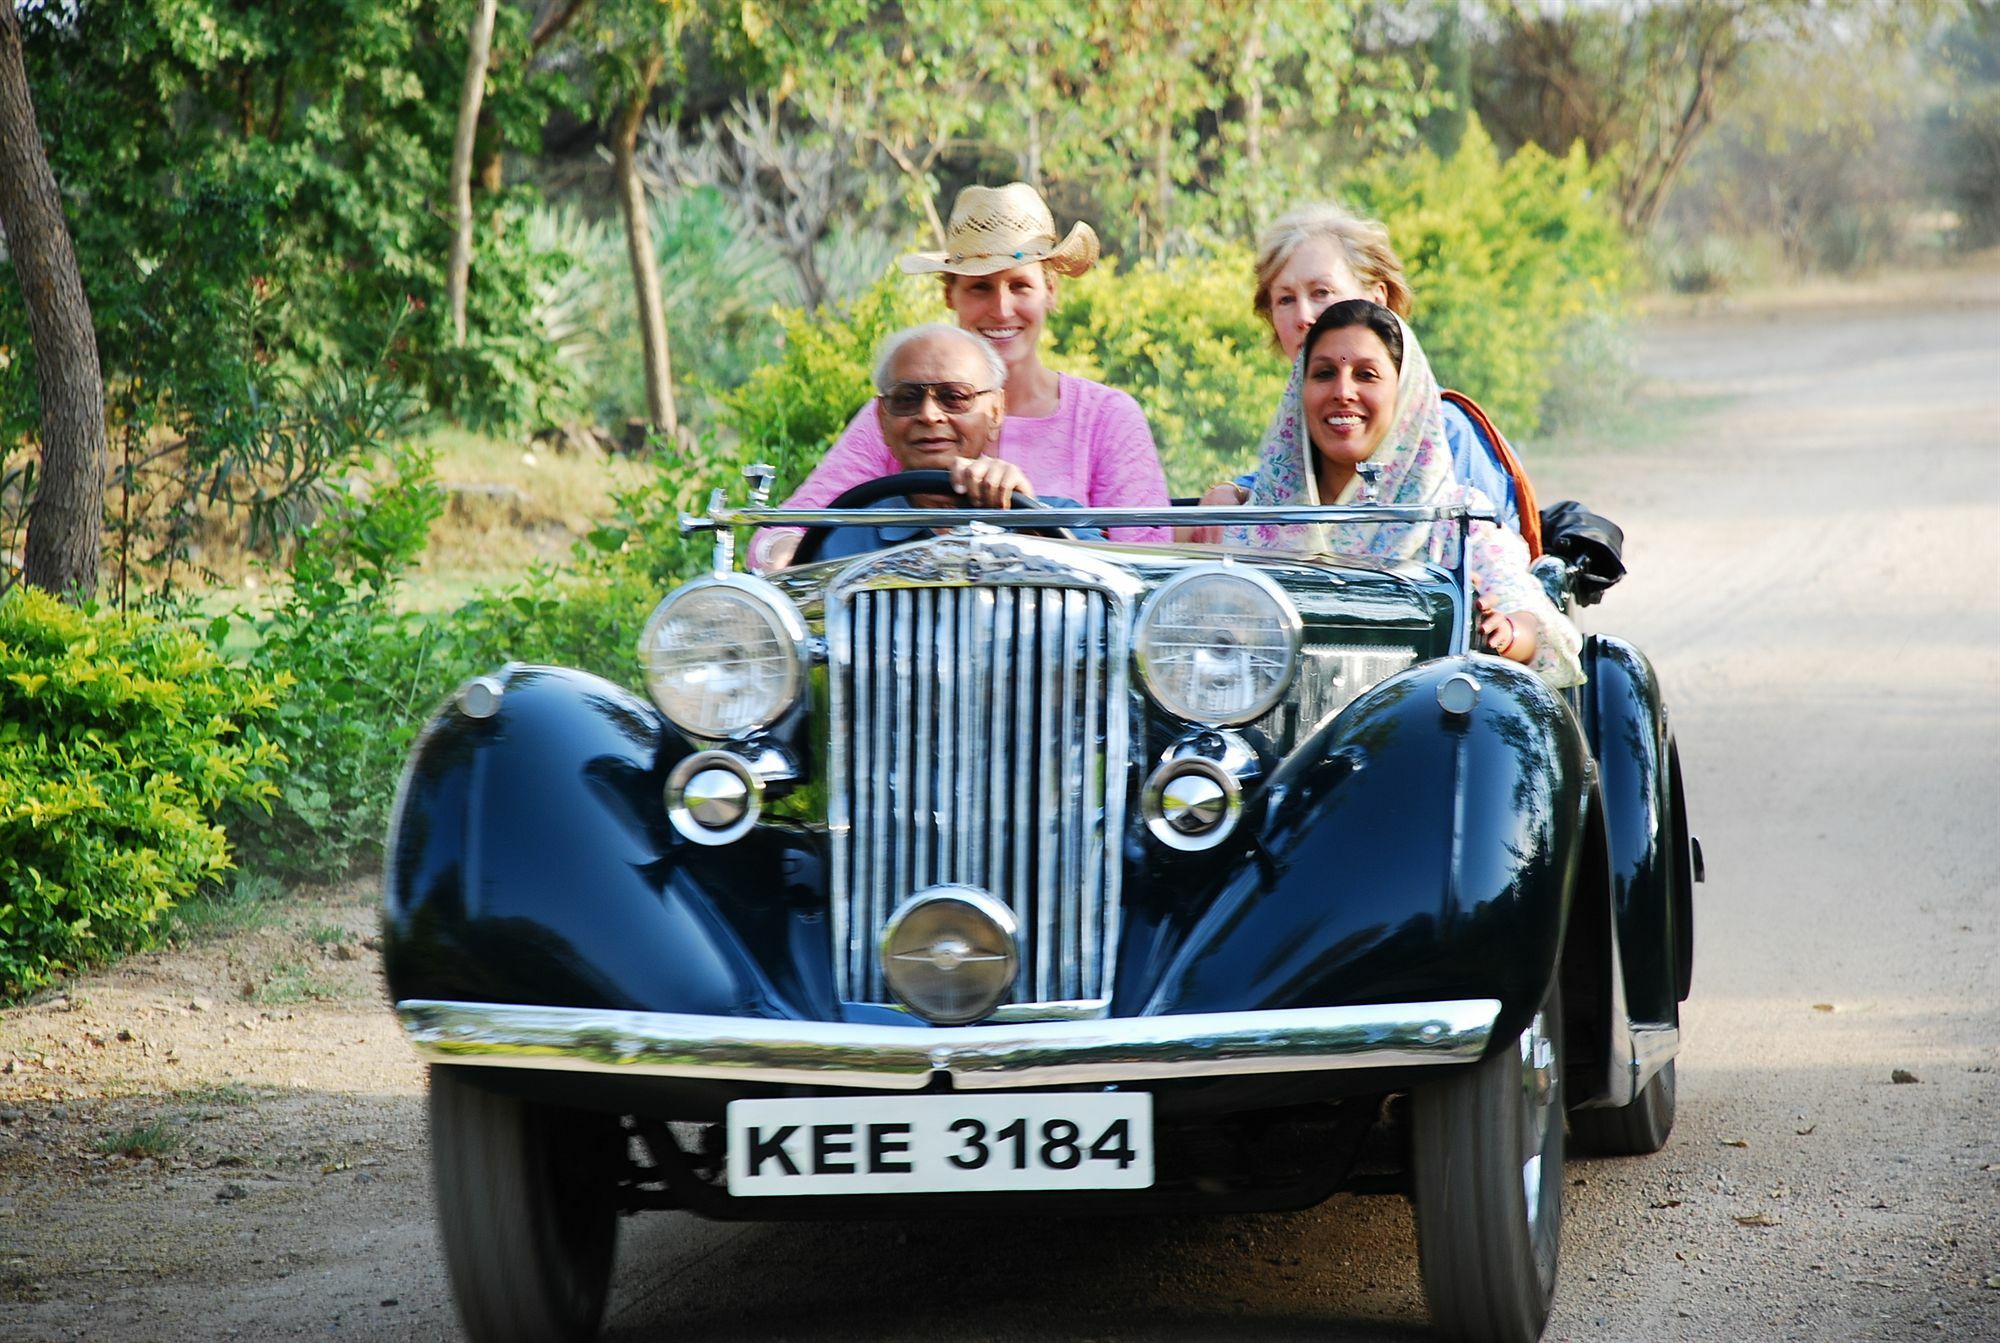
[
  {"xmin": 3, "ymin": 271, "xmax": 1998, "ymax": 1342},
  {"xmin": 0, "ymin": 883, "xmax": 454, "ymax": 1340}
]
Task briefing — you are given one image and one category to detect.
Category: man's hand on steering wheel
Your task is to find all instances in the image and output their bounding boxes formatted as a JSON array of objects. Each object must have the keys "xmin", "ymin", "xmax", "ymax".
[
  {"xmin": 784, "ymin": 469, "xmax": 1073, "ymax": 567},
  {"xmin": 949, "ymin": 456, "xmax": 1035, "ymax": 508}
]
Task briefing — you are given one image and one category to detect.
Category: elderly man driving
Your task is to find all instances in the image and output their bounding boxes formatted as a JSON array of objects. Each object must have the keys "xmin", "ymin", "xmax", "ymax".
[{"xmin": 763, "ymin": 323, "xmax": 1081, "ymax": 568}]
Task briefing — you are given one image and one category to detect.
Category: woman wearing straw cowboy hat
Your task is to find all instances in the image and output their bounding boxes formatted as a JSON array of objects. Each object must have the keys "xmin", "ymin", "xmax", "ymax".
[{"xmin": 753, "ymin": 182, "xmax": 1170, "ymax": 569}]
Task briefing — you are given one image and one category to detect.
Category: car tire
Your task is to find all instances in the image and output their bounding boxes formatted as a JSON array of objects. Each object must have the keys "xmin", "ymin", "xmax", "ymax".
[
  {"xmin": 1411, "ymin": 985, "xmax": 1564, "ymax": 1343},
  {"xmin": 429, "ymin": 1064, "xmax": 621, "ymax": 1343},
  {"xmin": 1570, "ymin": 1058, "xmax": 1676, "ymax": 1157}
]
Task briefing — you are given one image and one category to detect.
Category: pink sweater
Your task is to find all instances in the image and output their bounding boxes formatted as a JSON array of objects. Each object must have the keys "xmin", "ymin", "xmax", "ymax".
[{"xmin": 751, "ymin": 373, "xmax": 1170, "ymax": 567}]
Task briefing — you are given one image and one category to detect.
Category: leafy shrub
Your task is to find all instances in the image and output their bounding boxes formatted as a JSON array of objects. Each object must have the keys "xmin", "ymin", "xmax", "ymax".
[
  {"xmin": 719, "ymin": 273, "xmax": 932, "ymax": 495},
  {"xmin": 1347, "ymin": 118, "xmax": 1636, "ymax": 436},
  {"xmin": 220, "ymin": 449, "xmax": 448, "ymax": 881},
  {"xmin": 1045, "ymin": 247, "xmax": 1284, "ymax": 493},
  {"xmin": 0, "ymin": 588, "xmax": 283, "ymax": 999}
]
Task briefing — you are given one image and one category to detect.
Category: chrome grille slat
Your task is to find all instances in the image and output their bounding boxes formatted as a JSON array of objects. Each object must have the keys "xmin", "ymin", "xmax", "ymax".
[
  {"xmin": 913, "ymin": 592, "xmax": 934, "ymax": 890},
  {"xmin": 892, "ymin": 590, "xmax": 914, "ymax": 931},
  {"xmin": 844, "ymin": 591, "xmax": 868, "ymax": 991},
  {"xmin": 1058, "ymin": 591, "xmax": 1084, "ymax": 983},
  {"xmin": 1035, "ymin": 591, "xmax": 1059, "ymax": 999},
  {"xmin": 870, "ymin": 594, "xmax": 892, "ymax": 983},
  {"xmin": 830, "ymin": 568, "xmax": 1126, "ymax": 1009},
  {"xmin": 1080, "ymin": 592, "xmax": 1103, "ymax": 989},
  {"xmin": 1011, "ymin": 592, "xmax": 1033, "ymax": 993}
]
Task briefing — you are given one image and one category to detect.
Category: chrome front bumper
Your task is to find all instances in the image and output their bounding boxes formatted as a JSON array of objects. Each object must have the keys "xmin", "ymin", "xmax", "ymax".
[{"xmin": 396, "ymin": 998, "xmax": 1500, "ymax": 1091}]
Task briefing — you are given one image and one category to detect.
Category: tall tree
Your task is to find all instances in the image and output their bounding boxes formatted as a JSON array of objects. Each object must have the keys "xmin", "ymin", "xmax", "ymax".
[
  {"xmin": 447, "ymin": 0, "xmax": 500, "ymax": 345},
  {"xmin": 0, "ymin": 0, "xmax": 103, "ymax": 600},
  {"xmin": 613, "ymin": 46, "xmax": 677, "ymax": 440}
]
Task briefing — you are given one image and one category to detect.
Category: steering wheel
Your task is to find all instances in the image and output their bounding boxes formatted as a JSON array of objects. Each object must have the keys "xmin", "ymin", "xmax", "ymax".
[{"xmin": 788, "ymin": 470, "xmax": 1073, "ymax": 566}]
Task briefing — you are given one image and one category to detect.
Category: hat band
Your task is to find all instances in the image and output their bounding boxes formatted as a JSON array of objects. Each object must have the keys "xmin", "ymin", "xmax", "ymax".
[{"xmin": 947, "ymin": 245, "xmax": 1047, "ymax": 265}]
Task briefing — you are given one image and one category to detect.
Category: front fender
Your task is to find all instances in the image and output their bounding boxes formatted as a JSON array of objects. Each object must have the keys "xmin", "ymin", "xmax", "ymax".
[
  {"xmin": 1117, "ymin": 657, "xmax": 1591, "ymax": 1047},
  {"xmin": 380, "ymin": 665, "xmax": 835, "ymax": 1019}
]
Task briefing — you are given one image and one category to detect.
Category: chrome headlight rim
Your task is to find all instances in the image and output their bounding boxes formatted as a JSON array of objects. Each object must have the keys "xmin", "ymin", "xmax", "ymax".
[
  {"xmin": 1141, "ymin": 754, "xmax": 1244, "ymax": 851},
  {"xmin": 664, "ymin": 750, "xmax": 764, "ymax": 846},
  {"xmin": 1134, "ymin": 564, "xmax": 1303, "ymax": 727},
  {"xmin": 638, "ymin": 574, "xmax": 808, "ymax": 741}
]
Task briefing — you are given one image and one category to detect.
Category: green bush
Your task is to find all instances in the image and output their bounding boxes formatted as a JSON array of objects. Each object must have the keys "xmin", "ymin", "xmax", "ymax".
[
  {"xmin": 1045, "ymin": 247, "xmax": 1284, "ymax": 494},
  {"xmin": 0, "ymin": 587, "xmax": 284, "ymax": 999},
  {"xmin": 1347, "ymin": 118, "xmax": 1635, "ymax": 436},
  {"xmin": 220, "ymin": 449, "xmax": 448, "ymax": 881},
  {"xmin": 720, "ymin": 273, "xmax": 933, "ymax": 496}
]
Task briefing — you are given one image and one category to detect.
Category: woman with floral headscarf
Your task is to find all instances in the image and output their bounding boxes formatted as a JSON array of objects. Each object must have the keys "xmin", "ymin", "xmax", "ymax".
[{"xmin": 1230, "ymin": 299, "xmax": 1582, "ymax": 689}]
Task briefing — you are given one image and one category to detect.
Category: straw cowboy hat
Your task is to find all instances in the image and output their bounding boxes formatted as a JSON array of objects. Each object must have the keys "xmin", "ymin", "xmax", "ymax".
[{"xmin": 898, "ymin": 182, "xmax": 1100, "ymax": 278}]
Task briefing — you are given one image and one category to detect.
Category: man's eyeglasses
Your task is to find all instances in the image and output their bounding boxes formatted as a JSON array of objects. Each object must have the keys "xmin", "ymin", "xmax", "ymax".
[{"xmin": 883, "ymin": 381, "xmax": 998, "ymax": 416}]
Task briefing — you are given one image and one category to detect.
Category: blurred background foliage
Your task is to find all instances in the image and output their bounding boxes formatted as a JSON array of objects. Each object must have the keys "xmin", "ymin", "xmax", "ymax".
[{"xmin": 0, "ymin": 0, "xmax": 1991, "ymax": 989}]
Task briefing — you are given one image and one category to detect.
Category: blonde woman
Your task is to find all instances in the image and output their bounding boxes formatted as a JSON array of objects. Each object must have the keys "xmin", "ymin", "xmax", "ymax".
[{"xmin": 755, "ymin": 183, "xmax": 1170, "ymax": 568}]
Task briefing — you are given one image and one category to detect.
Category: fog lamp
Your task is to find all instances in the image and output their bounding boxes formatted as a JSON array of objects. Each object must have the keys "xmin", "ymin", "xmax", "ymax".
[
  {"xmin": 665, "ymin": 751, "xmax": 762, "ymax": 845},
  {"xmin": 880, "ymin": 886, "xmax": 1018, "ymax": 1025},
  {"xmin": 1141, "ymin": 756, "xmax": 1243, "ymax": 851}
]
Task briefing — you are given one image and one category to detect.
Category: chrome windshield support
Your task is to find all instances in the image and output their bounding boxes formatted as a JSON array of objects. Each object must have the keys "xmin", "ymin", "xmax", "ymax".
[{"xmin": 678, "ymin": 487, "xmax": 736, "ymax": 574}]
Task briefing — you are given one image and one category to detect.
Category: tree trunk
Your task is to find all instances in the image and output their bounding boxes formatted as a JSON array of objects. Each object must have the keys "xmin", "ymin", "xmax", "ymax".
[
  {"xmin": 613, "ymin": 53, "xmax": 676, "ymax": 441},
  {"xmin": 0, "ymin": 2, "xmax": 104, "ymax": 601},
  {"xmin": 448, "ymin": 0, "xmax": 498, "ymax": 346},
  {"xmin": 1023, "ymin": 40, "xmax": 1042, "ymax": 191}
]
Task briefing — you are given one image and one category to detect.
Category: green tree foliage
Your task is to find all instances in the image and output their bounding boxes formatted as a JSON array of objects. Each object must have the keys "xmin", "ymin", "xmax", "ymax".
[
  {"xmin": 1468, "ymin": 0, "xmax": 1937, "ymax": 237},
  {"xmin": 763, "ymin": 0, "xmax": 1428, "ymax": 263},
  {"xmin": 0, "ymin": 587, "xmax": 284, "ymax": 998},
  {"xmin": 0, "ymin": 0, "xmax": 574, "ymax": 436},
  {"xmin": 1929, "ymin": 3, "xmax": 2000, "ymax": 249}
]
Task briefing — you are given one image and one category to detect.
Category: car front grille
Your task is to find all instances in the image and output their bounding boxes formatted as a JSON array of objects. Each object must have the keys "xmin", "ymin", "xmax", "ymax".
[{"xmin": 828, "ymin": 581, "xmax": 1129, "ymax": 1011}]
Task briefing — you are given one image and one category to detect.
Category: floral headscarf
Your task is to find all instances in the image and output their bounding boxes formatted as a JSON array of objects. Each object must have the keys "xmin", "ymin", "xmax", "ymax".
[
  {"xmin": 1229, "ymin": 309, "xmax": 1586, "ymax": 689},
  {"xmin": 1231, "ymin": 312, "xmax": 1456, "ymax": 561}
]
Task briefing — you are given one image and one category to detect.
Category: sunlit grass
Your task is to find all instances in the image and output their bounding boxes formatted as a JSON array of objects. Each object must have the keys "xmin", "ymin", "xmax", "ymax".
[{"xmin": 95, "ymin": 1120, "xmax": 183, "ymax": 1158}]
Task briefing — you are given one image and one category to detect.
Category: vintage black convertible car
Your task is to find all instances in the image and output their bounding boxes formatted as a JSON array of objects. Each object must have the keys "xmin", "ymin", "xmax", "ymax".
[{"xmin": 381, "ymin": 470, "xmax": 1700, "ymax": 1343}]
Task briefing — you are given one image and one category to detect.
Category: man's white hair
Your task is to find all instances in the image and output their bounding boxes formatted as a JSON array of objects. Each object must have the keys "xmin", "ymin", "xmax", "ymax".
[{"xmin": 872, "ymin": 323, "xmax": 1006, "ymax": 394}]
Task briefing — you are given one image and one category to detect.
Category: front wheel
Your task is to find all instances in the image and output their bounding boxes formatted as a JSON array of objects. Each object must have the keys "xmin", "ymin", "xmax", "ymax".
[
  {"xmin": 429, "ymin": 1065, "xmax": 623, "ymax": 1343},
  {"xmin": 1411, "ymin": 988, "xmax": 1564, "ymax": 1343},
  {"xmin": 1570, "ymin": 1058, "xmax": 1676, "ymax": 1157}
]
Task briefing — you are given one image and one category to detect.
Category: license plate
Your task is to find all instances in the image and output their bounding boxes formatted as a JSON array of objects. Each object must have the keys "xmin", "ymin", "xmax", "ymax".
[{"xmin": 725, "ymin": 1093, "xmax": 1154, "ymax": 1196}]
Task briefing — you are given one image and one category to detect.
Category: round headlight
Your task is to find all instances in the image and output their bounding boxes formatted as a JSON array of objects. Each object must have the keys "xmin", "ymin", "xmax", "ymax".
[
  {"xmin": 639, "ymin": 577, "xmax": 806, "ymax": 739},
  {"xmin": 1135, "ymin": 566, "xmax": 1301, "ymax": 725}
]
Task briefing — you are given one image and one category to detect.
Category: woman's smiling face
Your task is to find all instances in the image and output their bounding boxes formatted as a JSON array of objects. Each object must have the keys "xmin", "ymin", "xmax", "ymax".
[
  {"xmin": 1302, "ymin": 322, "xmax": 1400, "ymax": 489},
  {"xmin": 945, "ymin": 264, "xmax": 1053, "ymax": 381}
]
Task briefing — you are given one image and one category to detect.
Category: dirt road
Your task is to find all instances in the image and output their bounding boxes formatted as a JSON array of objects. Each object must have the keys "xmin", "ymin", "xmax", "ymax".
[{"xmin": 4, "ymin": 277, "xmax": 1997, "ymax": 1342}]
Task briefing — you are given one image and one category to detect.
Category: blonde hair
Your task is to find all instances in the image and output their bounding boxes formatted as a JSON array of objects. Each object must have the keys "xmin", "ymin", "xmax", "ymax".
[{"xmin": 1252, "ymin": 203, "xmax": 1414, "ymax": 340}]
